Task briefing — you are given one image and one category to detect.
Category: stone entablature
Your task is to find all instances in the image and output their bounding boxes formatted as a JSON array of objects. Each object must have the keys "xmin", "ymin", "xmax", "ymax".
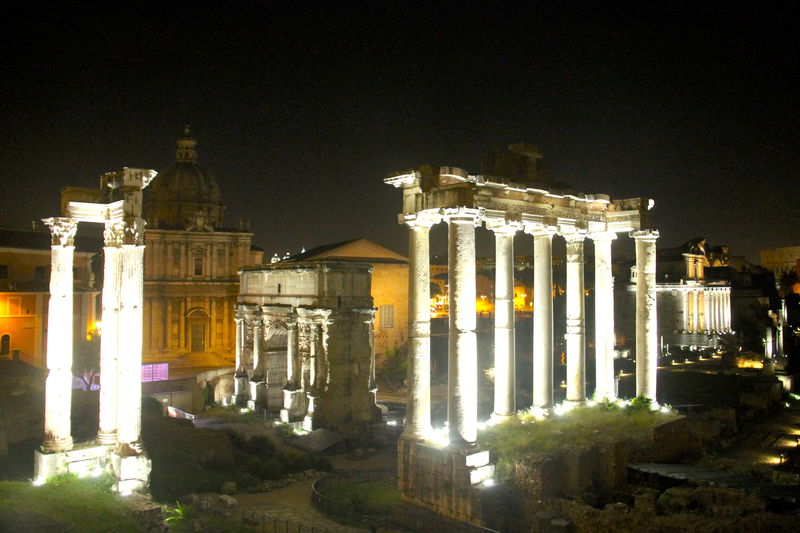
[{"xmin": 235, "ymin": 261, "xmax": 379, "ymax": 436}]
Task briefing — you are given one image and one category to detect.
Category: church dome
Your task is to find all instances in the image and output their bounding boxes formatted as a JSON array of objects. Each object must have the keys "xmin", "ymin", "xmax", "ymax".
[{"xmin": 145, "ymin": 125, "xmax": 226, "ymax": 230}]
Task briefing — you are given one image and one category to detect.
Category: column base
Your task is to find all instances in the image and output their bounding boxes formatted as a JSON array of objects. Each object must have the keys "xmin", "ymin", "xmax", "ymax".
[
  {"xmin": 280, "ymin": 389, "xmax": 306, "ymax": 422},
  {"xmin": 489, "ymin": 412, "xmax": 515, "ymax": 424},
  {"xmin": 41, "ymin": 435, "xmax": 73, "ymax": 453},
  {"xmin": 563, "ymin": 399, "xmax": 586, "ymax": 408},
  {"xmin": 96, "ymin": 430, "xmax": 117, "ymax": 446},
  {"xmin": 111, "ymin": 450, "xmax": 151, "ymax": 494},
  {"xmin": 34, "ymin": 441, "xmax": 109, "ymax": 484}
]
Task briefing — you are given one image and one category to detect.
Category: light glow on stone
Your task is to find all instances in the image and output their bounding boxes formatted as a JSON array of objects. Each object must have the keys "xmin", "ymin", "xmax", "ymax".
[
  {"xmin": 31, "ymin": 476, "xmax": 45, "ymax": 487},
  {"xmin": 482, "ymin": 478, "xmax": 495, "ymax": 487}
]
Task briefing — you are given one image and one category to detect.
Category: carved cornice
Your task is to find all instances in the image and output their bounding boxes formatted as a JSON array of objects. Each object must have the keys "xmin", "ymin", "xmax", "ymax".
[{"xmin": 42, "ymin": 217, "xmax": 78, "ymax": 246}]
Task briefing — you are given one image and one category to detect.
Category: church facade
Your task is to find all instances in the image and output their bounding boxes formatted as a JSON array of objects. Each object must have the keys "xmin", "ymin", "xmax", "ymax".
[{"xmin": 142, "ymin": 127, "xmax": 262, "ymax": 367}]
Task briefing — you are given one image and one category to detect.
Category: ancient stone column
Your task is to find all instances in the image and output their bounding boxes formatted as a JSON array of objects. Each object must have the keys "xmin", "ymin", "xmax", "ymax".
[
  {"xmin": 281, "ymin": 317, "xmax": 302, "ymax": 422},
  {"xmin": 633, "ymin": 230, "xmax": 659, "ymax": 401},
  {"xmin": 249, "ymin": 314, "xmax": 264, "ymax": 409},
  {"xmin": 564, "ymin": 234, "xmax": 586, "ymax": 404},
  {"xmin": 98, "ymin": 221, "xmax": 124, "ymax": 444},
  {"xmin": 116, "ymin": 240, "xmax": 145, "ymax": 449},
  {"xmin": 591, "ymin": 232, "xmax": 616, "ymax": 400},
  {"xmin": 403, "ymin": 214, "xmax": 437, "ymax": 440},
  {"xmin": 529, "ymin": 229, "xmax": 556, "ymax": 410},
  {"xmin": 234, "ymin": 312, "xmax": 248, "ymax": 406},
  {"xmin": 42, "ymin": 217, "xmax": 78, "ymax": 452},
  {"xmin": 488, "ymin": 221, "xmax": 520, "ymax": 419},
  {"xmin": 445, "ymin": 208, "xmax": 480, "ymax": 445}
]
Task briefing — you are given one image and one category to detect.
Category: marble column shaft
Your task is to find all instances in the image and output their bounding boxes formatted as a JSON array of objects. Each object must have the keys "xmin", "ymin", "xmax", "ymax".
[
  {"xmin": 633, "ymin": 230, "xmax": 659, "ymax": 401},
  {"xmin": 42, "ymin": 217, "xmax": 78, "ymax": 452},
  {"xmin": 403, "ymin": 217, "xmax": 435, "ymax": 439},
  {"xmin": 531, "ymin": 230, "xmax": 555, "ymax": 409},
  {"xmin": 116, "ymin": 244, "xmax": 145, "ymax": 447},
  {"xmin": 447, "ymin": 210, "xmax": 479, "ymax": 445},
  {"xmin": 285, "ymin": 320, "xmax": 298, "ymax": 388},
  {"xmin": 592, "ymin": 233, "xmax": 616, "ymax": 400},
  {"xmin": 565, "ymin": 234, "xmax": 586, "ymax": 403},
  {"xmin": 98, "ymin": 224, "xmax": 123, "ymax": 445},
  {"xmin": 490, "ymin": 223, "xmax": 518, "ymax": 418}
]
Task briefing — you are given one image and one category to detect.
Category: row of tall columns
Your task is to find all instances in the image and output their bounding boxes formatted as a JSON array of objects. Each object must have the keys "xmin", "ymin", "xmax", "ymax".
[
  {"xmin": 42, "ymin": 217, "xmax": 147, "ymax": 453},
  {"xmin": 682, "ymin": 287, "xmax": 732, "ymax": 334},
  {"xmin": 401, "ymin": 210, "xmax": 660, "ymax": 446}
]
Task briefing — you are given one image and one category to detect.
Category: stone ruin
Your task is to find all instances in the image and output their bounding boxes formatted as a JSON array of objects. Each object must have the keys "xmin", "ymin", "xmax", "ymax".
[
  {"xmin": 385, "ymin": 147, "xmax": 659, "ymax": 525},
  {"xmin": 34, "ymin": 167, "xmax": 156, "ymax": 493},
  {"xmin": 234, "ymin": 260, "xmax": 380, "ymax": 437}
]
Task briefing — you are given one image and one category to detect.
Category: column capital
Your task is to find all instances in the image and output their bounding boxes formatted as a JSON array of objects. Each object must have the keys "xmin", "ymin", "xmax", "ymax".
[
  {"xmin": 486, "ymin": 218, "xmax": 522, "ymax": 235},
  {"xmin": 630, "ymin": 229, "xmax": 659, "ymax": 241},
  {"xmin": 401, "ymin": 210, "xmax": 441, "ymax": 229},
  {"xmin": 103, "ymin": 220, "xmax": 126, "ymax": 247},
  {"xmin": 562, "ymin": 232, "xmax": 587, "ymax": 244},
  {"xmin": 43, "ymin": 217, "xmax": 78, "ymax": 246},
  {"xmin": 588, "ymin": 231, "xmax": 618, "ymax": 242},
  {"xmin": 441, "ymin": 206, "xmax": 483, "ymax": 225},
  {"xmin": 523, "ymin": 224, "xmax": 558, "ymax": 237}
]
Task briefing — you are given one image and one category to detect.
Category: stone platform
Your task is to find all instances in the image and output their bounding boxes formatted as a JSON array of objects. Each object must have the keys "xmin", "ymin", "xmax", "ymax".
[{"xmin": 397, "ymin": 437, "xmax": 494, "ymax": 525}]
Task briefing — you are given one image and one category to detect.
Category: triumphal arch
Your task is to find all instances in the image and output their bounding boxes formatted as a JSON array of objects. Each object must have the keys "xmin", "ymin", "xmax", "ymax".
[
  {"xmin": 386, "ymin": 147, "xmax": 658, "ymax": 523},
  {"xmin": 34, "ymin": 168, "xmax": 156, "ymax": 493}
]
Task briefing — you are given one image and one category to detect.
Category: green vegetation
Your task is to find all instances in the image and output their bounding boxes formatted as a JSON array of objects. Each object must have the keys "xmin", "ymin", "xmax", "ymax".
[
  {"xmin": 0, "ymin": 475, "xmax": 142, "ymax": 532},
  {"xmin": 377, "ymin": 343, "xmax": 407, "ymax": 391},
  {"xmin": 322, "ymin": 479, "xmax": 400, "ymax": 514},
  {"xmin": 481, "ymin": 401, "xmax": 679, "ymax": 479}
]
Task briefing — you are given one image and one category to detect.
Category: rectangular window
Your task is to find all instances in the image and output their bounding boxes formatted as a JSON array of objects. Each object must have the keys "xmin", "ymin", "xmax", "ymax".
[
  {"xmin": 0, "ymin": 265, "xmax": 7, "ymax": 279},
  {"xmin": 141, "ymin": 363, "xmax": 169, "ymax": 382},
  {"xmin": 379, "ymin": 304, "xmax": 395, "ymax": 329},
  {"xmin": 194, "ymin": 258, "xmax": 203, "ymax": 276}
]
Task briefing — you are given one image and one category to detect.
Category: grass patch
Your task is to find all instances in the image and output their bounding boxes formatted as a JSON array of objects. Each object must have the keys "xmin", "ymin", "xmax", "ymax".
[
  {"xmin": 481, "ymin": 401, "xmax": 679, "ymax": 478},
  {"xmin": 0, "ymin": 475, "xmax": 142, "ymax": 532}
]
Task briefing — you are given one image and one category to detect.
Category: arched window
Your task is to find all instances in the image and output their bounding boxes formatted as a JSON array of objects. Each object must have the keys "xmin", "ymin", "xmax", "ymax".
[{"xmin": 1, "ymin": 334, "xmax": 10, "ymax": 355}]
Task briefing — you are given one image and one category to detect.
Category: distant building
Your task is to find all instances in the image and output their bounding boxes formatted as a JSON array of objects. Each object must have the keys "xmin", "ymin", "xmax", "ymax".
[
  {"xmin": 141, "ymin": 126, "xmax": 263, "ymax": 370},
  {"xmin": 286, "ymin": 239, "xmax": 409, "ymax": 363},
  {"xmin": 0, "ymin": 226, "xmax": 100, "ymax": 368},
  {"xmin": 619, "ymin": 238, "xmax": 733, "ymax": 353},
  {"xmin": 760, "ymin": 246, "xmax": 800, "ymax": 279}
]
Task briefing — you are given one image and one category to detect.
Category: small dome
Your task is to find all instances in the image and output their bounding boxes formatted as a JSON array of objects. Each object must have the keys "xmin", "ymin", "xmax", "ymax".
[{"xmin": 145, "ymin": 125, "xmax": 225, "ymax": 230}]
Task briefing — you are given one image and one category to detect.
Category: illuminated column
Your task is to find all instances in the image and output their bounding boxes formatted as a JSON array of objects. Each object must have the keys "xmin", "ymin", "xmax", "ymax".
[
  {"xmin": 249, "ymin": 314, "xmax": 264, "ymax": 408},
  {"xmin": 233, "ymin": 312, "xmax": 248, "ymax": 406},
  {"xmin": 116, "ymin": 238, "xmax": 145, "ymax": 449},
  {"xmin": 633, "ymin": 230, "xmax": 659, "ymax": 401},
  {"xmin": 403, "ymin": 214, "xmax": 437, "ymax": 439},
  {"xmin": 41, "ymin": 217, "xmax": 78, "ymax": 452},
  {"xmin": 564, "ymin": 233, "xmax": 586, "ymax": 404},
  {"xmin": 488, "ymin": 220, "xmax": 520, "ymax": 419},
  {"xmin": 591, "ymin": 232, "xmax": 616, "ymax": 400},
  {"xmin": 281, "ymin": 317, "xmax": 302, "ymax": 422},
  {"xmin": 724, "ymin": 290, "xmax": 731, "ymax": 332},
  {"xmin": 98, "ymin": 221, "xmax": 124, "ymax": 444},
  {"xmin": 702, "ymin": 290, "xmax": 709, "ymax": 332},
  {"xmin": 529, "ymin": 228, "xmax": 556, "ymax": 410},
  {"xmin": 445, "ymin": 208, "xmax": 480, "ymax": 445},
  {"xmin": 681, "ymin": 288, "xmax": 689, "ymax": 332}
]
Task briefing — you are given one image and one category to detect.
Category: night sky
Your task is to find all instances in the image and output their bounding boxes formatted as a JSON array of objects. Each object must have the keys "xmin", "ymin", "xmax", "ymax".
[{"xmin": 1, "ymin": 2, "xmax": 797, "ymax": 263}]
